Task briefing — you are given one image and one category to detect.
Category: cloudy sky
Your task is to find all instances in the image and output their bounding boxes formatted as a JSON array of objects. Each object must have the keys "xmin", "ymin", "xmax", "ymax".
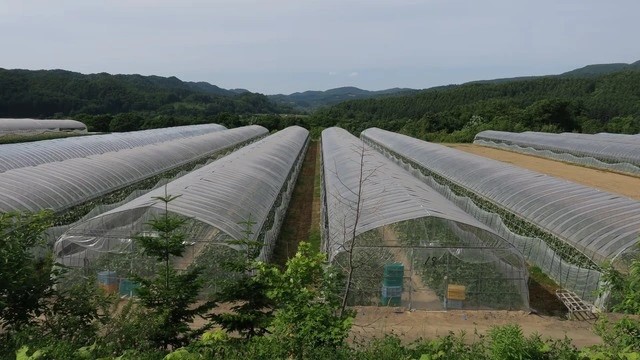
[{"xmin": 1, "ymin": 0, "xmax": 638, "ymax": 94}]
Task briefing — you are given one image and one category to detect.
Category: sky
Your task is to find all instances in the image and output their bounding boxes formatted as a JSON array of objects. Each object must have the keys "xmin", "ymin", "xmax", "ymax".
[{"xmin": 1, "ymin": 0, "xmax": 639, "ymax": 94}]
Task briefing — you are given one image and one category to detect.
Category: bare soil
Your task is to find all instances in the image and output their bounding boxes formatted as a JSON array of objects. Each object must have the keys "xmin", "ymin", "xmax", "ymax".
[
  {"xmin": 448, "ymin": 144, "xmax": 640, "ymax": 200},
  {"xmin": 351, "ymin": 306, "xmax": 602, "ymax": 348},
  {"xmin": 190, "ymin": 303, "xmax": 602, "ymax": 348}
]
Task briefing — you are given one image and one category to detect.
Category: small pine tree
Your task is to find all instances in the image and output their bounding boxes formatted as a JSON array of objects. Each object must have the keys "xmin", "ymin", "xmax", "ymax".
[
  {"xmin": 209, "ymin": 215, "xmax": 275, "ymax": 338},
  {"xmin": 132, "ymin": 191, "xmax": 215, "ymax": 350}
]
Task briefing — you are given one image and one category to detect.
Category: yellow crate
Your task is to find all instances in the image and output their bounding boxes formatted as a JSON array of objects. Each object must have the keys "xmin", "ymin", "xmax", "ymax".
[{"xmin": 447, "ymin": 284, "xmax": 466, "ymax": 300}]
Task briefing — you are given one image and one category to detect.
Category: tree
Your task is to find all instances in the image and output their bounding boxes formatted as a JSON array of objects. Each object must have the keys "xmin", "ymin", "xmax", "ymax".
[
  {"xmin": 0, "ymin": 211, "xmax": 55, "ymax": 332},
  {"xmin": 109, "ymin": 113, "xmax": 144, "ymax": 132},
  {"xmin": 259, "ymin": 242, "xmax": 353, "ymax": 357},
  {"xmin": 209, "ymin": 216, "xmax": 275, "ymax": 338},
  {"xmin": 1, "ymin": 210, "xmax": 110, "ymax": 357},
  {"xmin": 132, "ymin": 191, "xmax": 215, "ymax": 350},
  {"xmin": 326, "ymin": 139, "xmax": 382, "ymax": 315},
  {"xmin": 599, "ymin": 243, "xmax": 640, "ymax": 314}
]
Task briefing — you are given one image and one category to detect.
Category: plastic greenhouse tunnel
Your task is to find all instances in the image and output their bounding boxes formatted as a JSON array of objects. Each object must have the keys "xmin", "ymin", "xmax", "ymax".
[
  {"xmin": 0, "ymin": 122, "xmax": 227, "ymax": 173},
  {"xmin": 0, "ymin": 118, "xmax": 87, "ymax": 136},
  {"xmin": 321, "ymin": 127, "xmax": 529, "ymax": 311},
  {"xmin": 54, "ymin": 126, "xmax": 309, "ymax": 296},
  {"xmin": 362, "ymin": 127, "xmax": 640, "ymax": 306},
  {"xmin": 0, "ymin": 125, "xmax": 267, "ymax": 214},
  {"xmin": 474, "ymin": 130, "xmax": 640, "ymax": 175}
]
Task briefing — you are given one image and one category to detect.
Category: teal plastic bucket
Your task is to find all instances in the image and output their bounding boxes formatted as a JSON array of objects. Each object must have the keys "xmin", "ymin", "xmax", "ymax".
[
  {"xmin": 383, "ymin": 263, "xmax": 404, "ymax": 287},
  {"xmin": 119, "ymin": 278, "xmax": 139, "ymax": 297}
]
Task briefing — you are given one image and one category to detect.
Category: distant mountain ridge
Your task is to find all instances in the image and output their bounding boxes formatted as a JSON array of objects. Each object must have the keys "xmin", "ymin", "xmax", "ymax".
[
  {"xmin": 469, "ymin": 60, "xmax": 640, "ymax": 85},
  {"xmin": 559, "ymin": 60, "xmax": 640, "ymax": 77},
  {"xmin": 306, "ymin": 59, "xmax": 640, "ymax": 143},
  {"xmin": 268, "ymin": 86, "xmax": 417, "ymax": 111},
  {"xmin": 2, "ymin": 59, "xmax": 639, "ymax": 118},
  {"xmin": 0, "ymin": 68, "xmax": 285, "ymax": 118},
  {"xmin": 268, "ymin": 60, "xmax": 640, "ymax": 110}
]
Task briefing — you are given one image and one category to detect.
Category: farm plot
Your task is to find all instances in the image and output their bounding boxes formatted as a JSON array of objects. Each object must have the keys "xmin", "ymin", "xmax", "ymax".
[{"xmin": 361, "ymin": 128, "xmax": 640, "ymax": 307}]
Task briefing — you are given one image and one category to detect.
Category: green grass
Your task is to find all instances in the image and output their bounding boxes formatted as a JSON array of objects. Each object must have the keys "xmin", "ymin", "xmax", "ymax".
[
  {"xmin": 311, "ymin": 141, "xmax": 322, "ymax": 251},
  {"xmin": 307, "ymin": 228, "xmax": 321, "ymax": 253}
]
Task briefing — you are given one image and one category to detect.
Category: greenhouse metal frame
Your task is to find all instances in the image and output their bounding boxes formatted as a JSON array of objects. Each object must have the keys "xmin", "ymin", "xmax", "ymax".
[
  {"xmin": 362, "ymin": 128, "xmax": 640, "ymax": 304},
  {"xmin": 0, "ymin": 126, "xmax": 267, "ymax": 214},
  {"xmin": 321, "ymin": 127, "xmax": 529, "ymax": 310},
  {"xmin": 0, "ymin": 123, "xmax": 227, "ymax": 173},
  {"xmin": 474, "ymin": 130, "xmax": 640, "ymax": 175},
  {"xmin": 55, "ymin": 126, "xmax": 309, "ymax": 295}
]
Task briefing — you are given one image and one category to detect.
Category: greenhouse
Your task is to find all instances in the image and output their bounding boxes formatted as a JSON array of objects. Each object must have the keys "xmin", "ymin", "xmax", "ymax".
[
  {"xmin": 54, "ymin": 126, "xmax": 309, "ymax": 294},
  {"xmin": 0, "ymin": 118, "xmax": 87, "ymax": 135},
  {"xmin": 362, "ymin": 128, "xmax": 640, "ymax": 304},
  {"xmin": 0, "ymin": 126, "xmax": 267, "ymax": 214},
  {"xmin": 474, "ymin": 130, "xmax": 640, "ymax": 175},
  {"xmin": 0, "ymin": 123, "xmax": 227, "ymax": 173},
  {"xmin": 321, "ymin": 127, "xmax": 529, "ymax": 310}
]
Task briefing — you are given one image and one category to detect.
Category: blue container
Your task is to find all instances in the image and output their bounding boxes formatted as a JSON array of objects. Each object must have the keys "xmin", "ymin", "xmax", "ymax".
[{"xmin": 97, "ymin": 271, "xmax": 117, "ymax": 285}]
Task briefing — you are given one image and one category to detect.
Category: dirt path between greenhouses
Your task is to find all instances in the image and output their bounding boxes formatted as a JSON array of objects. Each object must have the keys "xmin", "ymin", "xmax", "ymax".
[
  {"xmin": 448, "ymin": 144, "xmax": 640, "ymax": 200},
  {"xmin": 272, "ymin": 141, "xmax": 319, "ymax": 265}
]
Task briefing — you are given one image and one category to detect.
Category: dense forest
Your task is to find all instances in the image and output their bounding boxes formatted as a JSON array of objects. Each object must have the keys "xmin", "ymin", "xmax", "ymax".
[
  {"xmin": 307, "ymin": 67, "xmax": 640, "ymax": 142},
  {"xmin": 1, "ymin": 63, "xmax": 640, "ymax": 140},
  {"xmin": 0, "ymin": 68, "xmax": 293, "ymax": 132}
]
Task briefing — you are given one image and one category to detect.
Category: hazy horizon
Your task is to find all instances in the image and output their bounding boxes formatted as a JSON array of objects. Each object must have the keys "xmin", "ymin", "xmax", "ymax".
[{"xmin": 2, "ymin": 0, "xmax": 639, "ymax": 94}]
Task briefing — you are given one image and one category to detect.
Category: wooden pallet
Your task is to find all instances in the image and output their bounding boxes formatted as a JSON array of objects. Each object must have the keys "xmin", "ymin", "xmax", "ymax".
[{"xmin": 555, "ymin": 289, "xmax": 597, "ymax": 321}]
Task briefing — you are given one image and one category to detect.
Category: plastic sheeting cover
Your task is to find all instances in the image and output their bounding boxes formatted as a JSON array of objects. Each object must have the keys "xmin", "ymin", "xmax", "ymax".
[
  {"xmin": 322, "ymin": 127, "xmax": 517, "ymax": 260},
  {"xmin": 56, "ymin": 126, "xmax": 309, "ymax": 256},
  {"xmin": 362, "ymin": 128, "xmax": 640, "ymax": 264},
  {"xmin": 0, "ymin": 126, "xmax": 266, "ymax": 213},
  {"xmin": 0, "ymin": 123, "xmax": 227, "ymax": 173}
]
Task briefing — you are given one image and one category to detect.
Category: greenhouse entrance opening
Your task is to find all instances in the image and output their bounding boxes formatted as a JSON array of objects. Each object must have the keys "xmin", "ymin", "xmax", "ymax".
[{"xmin": 331, "ymin": 221, "xmax": 529, "ymax": 311}]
